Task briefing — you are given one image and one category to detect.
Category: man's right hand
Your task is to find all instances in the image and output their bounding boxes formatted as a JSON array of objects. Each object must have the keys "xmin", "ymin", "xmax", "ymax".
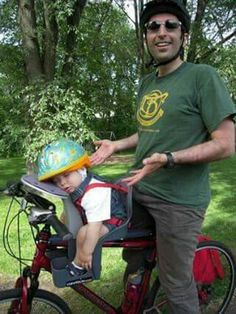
[{"xmin": 90, "ymin": 139, "xmax": 115, "ymax": 165}]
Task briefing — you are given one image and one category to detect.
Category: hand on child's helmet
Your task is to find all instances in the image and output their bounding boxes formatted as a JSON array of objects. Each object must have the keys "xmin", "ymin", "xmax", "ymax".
[{"xmin": 37, "ymin": 139, "xmax": 91, "ymax": 181}]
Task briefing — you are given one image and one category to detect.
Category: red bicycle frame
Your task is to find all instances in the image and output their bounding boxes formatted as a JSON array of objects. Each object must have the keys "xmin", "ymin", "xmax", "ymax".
[{"xmin": 12, "ymin": 224, "xmax": 156, "ymax": 314}]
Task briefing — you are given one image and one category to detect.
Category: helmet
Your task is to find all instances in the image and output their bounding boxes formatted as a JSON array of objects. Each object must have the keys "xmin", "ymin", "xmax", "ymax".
[
  {"xmin": 140, "ymin": 0, "xmax": 191, "ymax": 33},
  {"xmin": 37, "ymin": 139, "xmax": 91, "ymax": 181}
]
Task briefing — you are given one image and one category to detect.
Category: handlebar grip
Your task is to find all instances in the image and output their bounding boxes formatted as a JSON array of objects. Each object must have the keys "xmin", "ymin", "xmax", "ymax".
[
  {"xmin": 4, "ymin": 181, "xmax": 24, "ymax": 197},
  {"xmin": 47, "ymin": 215, "xmax": 73, "ymax": 241}
]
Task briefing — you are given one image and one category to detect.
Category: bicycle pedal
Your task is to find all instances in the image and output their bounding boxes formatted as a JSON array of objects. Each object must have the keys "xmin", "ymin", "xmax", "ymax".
[{"xmin": 66, "ymin": 276, "xmax": 93, "ymax": 287}]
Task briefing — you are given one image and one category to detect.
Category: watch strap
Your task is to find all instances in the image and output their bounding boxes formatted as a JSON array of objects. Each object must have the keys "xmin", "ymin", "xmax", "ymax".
[{"xmin": 163, "ymin": 151, "xmax": 175, "ymax": 168}]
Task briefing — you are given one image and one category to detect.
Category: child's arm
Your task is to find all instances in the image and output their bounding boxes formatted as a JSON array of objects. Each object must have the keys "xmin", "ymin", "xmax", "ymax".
[
  {"xmin": 76, "ymin": 222, "xmax": 108, "ymax": 270},
  {"xmin": 60, "ymin": 210, "xmax": 66, "ymax": 223}
]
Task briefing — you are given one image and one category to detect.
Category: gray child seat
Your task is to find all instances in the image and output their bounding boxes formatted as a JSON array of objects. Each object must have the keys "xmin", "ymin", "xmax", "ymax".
[{"xmin": 21, "ymin": 175, "xmax": 134, "ymax": 288}]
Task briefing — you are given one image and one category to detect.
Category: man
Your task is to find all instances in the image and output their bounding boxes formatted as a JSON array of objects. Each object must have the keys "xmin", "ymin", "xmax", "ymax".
[{"xmin": 91, "ymin": 0, "xmax": 235, "ymax": 313}]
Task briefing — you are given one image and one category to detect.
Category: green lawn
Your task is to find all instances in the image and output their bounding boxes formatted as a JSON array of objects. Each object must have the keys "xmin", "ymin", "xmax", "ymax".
[
  {"xmin": 0, "ymin": 155, "xmax": 235, "ymax": 312},
  {"xmin": 0, "ymin": 157, "xmax": 26, "ymax": 187},
  {"xmin": 203, "ymin": 156, "xmax": 236, "ymax": 248}
]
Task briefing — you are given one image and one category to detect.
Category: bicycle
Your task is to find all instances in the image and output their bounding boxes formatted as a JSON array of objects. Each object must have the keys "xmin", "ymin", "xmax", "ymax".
[{"xmin": 0, "ymin": 174, "xmax": 235, "ymax": 313}]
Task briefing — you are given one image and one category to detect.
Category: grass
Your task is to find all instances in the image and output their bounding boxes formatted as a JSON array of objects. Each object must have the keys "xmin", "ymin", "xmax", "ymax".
[
  {"xmin": 0, "ymin": 157, "xmax": 26, "ymax": 187},
  {"xmin": 203, "ymin": 156, "xmax": 236, "ymax": 248},
  {"xmin": 0, "ymin": 154, "xmax": 235, "ymax": 312}
]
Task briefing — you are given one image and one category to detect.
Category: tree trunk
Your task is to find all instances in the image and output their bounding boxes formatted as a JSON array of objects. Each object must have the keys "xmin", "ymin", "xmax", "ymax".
[
  {"xmin": 42, "ymin": 0, "xmax": 58, "ymax": 81},
  {"xmin": 187, "ymin": 0, "xmax": 208, "ymax": 62},
  {"xmin": 134, "ymin": 0, "xmax": 145, "ymax": 77},
  {"xmin": 18, "ymin": 0, "xmax": 43, "ymax": 82},
  {"xmin": 62, "ymin": 0, "xmax": 88, "ymax": 76}
]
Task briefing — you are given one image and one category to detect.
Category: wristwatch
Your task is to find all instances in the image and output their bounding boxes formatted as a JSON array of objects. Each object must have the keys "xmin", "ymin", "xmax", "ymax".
[{"xmin": 163, "ymin": 151, "xmax": 175, "ymax": 169}]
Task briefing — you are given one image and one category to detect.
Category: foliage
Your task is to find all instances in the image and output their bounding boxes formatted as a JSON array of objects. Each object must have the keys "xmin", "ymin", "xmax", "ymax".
[
  {"xmin": 0, "ymin": 83, "xmax": 26, "ymax": 157},
  {"xmin": 0, "ymin": 0, "xmax": 235, "ymax": 158},
  {"xmin": 210, "ymin": 45, "xmax": 236, "ymax": 103},
  {"xmin": 186, "ymin": 0, "xmax": 235, "ymax": 100},
  {"xmin": 21, "ymin": 80, "xmax": 96, "ymax": 163},
  {"xmin": 0, "ymin": 1, "xmax": 138, "ymax": 157},
  {"xmin": 73, "ymin": 1, "xmax": 137, "ymax": 138},
  {"xmin": 0, "ymin": 0, "xmax": 19, "ymax": 45}
]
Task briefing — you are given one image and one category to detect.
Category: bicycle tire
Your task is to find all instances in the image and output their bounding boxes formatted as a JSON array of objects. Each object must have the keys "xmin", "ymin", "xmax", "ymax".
[
  {"xmin": 145, "ymin": 240, "xmax": 236, "ymax": 314},
  {"xmin": 0, "ymin": 288, "xmax": 71, "ymax": 313}
]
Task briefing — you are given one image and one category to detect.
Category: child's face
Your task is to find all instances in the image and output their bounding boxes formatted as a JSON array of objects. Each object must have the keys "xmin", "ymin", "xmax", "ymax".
[{"xmin": 52, "ymin": 171, "xmax": 82, "ymax": 193}]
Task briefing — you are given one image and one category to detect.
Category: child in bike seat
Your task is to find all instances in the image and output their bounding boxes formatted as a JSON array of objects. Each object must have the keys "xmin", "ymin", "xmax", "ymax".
[{"xmin": 37, "ymin": 138, "xmax": 127, "ymax": 283}]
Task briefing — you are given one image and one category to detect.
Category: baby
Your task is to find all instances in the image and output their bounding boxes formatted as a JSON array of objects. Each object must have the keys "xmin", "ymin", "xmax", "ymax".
[{"xmin": 37, "ymin": 139, "xmax": 127, "ymax": 283}]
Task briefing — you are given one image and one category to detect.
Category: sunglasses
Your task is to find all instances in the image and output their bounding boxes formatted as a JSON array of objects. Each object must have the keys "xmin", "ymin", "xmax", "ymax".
[{"xmin": 145, "ymin": 19, "xmax": 182, "ymax": 32}]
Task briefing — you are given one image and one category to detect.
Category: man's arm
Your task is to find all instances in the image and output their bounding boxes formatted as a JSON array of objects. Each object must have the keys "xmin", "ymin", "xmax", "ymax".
[
  {"xmin": 90, "ymin": 133, "xmax": 138, "ymax": 165},
  {"xmin": 123, "ymin": 119, "xmax": 235, "ymax": 185},
  {"xmin": 172, "ymin": 119, "xmax": 235, "ymax": 164}
]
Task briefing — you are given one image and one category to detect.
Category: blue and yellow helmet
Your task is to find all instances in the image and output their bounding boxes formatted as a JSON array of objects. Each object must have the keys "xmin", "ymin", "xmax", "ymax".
[{"xmin": 37, "ymin": 139, "xmax": 91, "ymax": 181}]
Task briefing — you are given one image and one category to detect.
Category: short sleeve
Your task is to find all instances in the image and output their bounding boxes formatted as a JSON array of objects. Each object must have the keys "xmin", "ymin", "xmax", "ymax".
[
  {"xmin": 197, "ymin": 66, "xmax": 236, "ymax": 133},
  {"xmin": 81, "ymin": 187, "xmax": 111, "ymax": 222}
]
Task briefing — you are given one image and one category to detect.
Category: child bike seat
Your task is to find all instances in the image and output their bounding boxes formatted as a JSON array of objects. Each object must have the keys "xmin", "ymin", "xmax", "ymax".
[{"xmin": 51, "ymin": 183, "xmax": 133, "ymax": 287}]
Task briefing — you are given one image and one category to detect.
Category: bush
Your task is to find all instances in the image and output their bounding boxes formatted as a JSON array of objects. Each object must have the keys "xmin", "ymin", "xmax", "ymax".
[{"xmin": 22, "ymin": 80, "xmax": 97, "ymax": 163}]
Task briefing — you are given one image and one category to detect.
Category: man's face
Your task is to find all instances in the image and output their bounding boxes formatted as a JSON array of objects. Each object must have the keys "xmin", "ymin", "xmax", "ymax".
[
  {"xmin": 145, "ymin": 13, "xmax": 185, "ymax": 64},
  {"xmin": 52, "ymin": 171, "xmax": 82, "ymax": 193}
]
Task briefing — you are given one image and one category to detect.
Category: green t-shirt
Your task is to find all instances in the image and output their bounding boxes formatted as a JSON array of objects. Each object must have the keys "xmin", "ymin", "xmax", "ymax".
[{"xmin": 134, "ymin": 62, "xmax": 235, "ymax": 209}]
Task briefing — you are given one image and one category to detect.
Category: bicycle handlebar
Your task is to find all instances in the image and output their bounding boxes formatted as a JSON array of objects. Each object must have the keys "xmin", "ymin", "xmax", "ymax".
[
  {"xmin": 47, "ymin": 215, "xmax": 73, "ymax": 241},
  {"xmin": 3, "ymin": 180, "xmax": 73, "ymax": 240},
  {"xmin": 0, "ymin": 181, "xmax": 24, "ymax": 197}
]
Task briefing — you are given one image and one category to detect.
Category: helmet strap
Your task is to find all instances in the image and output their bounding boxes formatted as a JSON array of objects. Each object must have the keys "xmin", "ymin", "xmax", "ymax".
[
  {"xmin": 146, "ymin": 36, "xmax": 185, "ymax": 68},
  {"xmin": 155, "ymin": 46, "xmax": 182, "ymax": 67},
  {"xmin": 77, "ymin": 167, "xmax": 87, "ymax": 182}
]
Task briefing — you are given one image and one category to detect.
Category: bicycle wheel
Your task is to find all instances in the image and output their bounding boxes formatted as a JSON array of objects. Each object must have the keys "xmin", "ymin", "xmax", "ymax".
[
  {"xmin": 0, "ymin": 288, "xmax": 71, "ymax": 313},
  {"xmin": 145, "ymin": 240, "xmax": 236, "ymax": 314}
]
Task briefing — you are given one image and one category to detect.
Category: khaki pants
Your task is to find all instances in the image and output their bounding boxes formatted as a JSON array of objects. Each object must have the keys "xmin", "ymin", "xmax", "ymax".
[{"xmin": 123, "ymin": 187, "xmax": 206, "ymax": 314}]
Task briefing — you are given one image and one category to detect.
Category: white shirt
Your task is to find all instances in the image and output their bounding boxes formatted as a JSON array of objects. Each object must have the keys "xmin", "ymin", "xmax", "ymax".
[{"xmin": 80, "ymin": 178, "xmax": 112, "ymax": 223}]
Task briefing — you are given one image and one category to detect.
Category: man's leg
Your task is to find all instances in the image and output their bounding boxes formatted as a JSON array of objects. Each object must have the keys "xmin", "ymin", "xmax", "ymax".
[
  {"xmin": 148, "ymin": 200, "xmax": 205, "ymax": 314},
  {"xmin": 122, "ymin": 187, "xmax": 155, "ymax": 282},
  {"xmin": 120, "ymin": 188, "xmax": 155, "ymax": 313}
]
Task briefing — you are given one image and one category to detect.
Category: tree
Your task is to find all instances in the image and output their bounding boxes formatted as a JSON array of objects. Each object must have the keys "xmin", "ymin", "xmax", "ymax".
[
  {"xmin": 125, "ymin": 0, "xmax": 235, "ymax": 93},
  {"xmin": 187, "ymin": 0, "xmax": 236, "ymax": 64},
  {"xmin": 0, "ymin": 1, "xmax": 91, "ymax": 159},
  {"xmin": 74, "ymin": 1, "xmax": 138, "ymax": 138},
  {"xmin": 0, "ymin": 0, "xmax": 138, "ymax": 160},
  {"xmin": 17, "ymin": 0, "xmax": 88, "ymax": 82},
  {"xmin": 0, "ymin": 0, "xmax": 235, "ymax": 159}
]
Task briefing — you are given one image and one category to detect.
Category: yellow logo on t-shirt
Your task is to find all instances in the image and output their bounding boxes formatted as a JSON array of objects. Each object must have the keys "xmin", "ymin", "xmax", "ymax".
[{"xmin": 137, "ymin": 90, "xmax": 168, "ymax": 126}]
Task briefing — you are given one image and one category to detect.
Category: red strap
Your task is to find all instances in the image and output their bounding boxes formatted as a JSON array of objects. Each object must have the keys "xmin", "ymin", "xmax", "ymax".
[
  {"xmin": 106, "ymin": 216, "xmax": 124, "ymax": 226},
  {"xmin": 75, "ymin": 182, "xmax": 127, "ymax": 225},
  {"xmin": 84, "ymin": 182, "xmax": 128, "ymax": 194}
]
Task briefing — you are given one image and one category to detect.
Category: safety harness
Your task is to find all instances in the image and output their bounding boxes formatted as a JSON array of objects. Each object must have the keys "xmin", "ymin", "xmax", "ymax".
[{"xmin": 70, "ymin": 172, "xmax": 128, "ymax": 226}]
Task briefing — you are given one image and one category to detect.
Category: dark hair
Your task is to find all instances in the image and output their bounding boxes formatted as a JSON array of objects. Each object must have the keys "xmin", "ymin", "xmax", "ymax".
[{"xmin": 140, "ymin": 0, "xmax": 191, "ymax": 33}]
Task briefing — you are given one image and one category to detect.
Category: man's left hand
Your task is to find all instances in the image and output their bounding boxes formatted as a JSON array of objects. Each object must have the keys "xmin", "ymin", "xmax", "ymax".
[{"xmin": 122, "ymin": 153, "xmax": 167, "ymax": 185}]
